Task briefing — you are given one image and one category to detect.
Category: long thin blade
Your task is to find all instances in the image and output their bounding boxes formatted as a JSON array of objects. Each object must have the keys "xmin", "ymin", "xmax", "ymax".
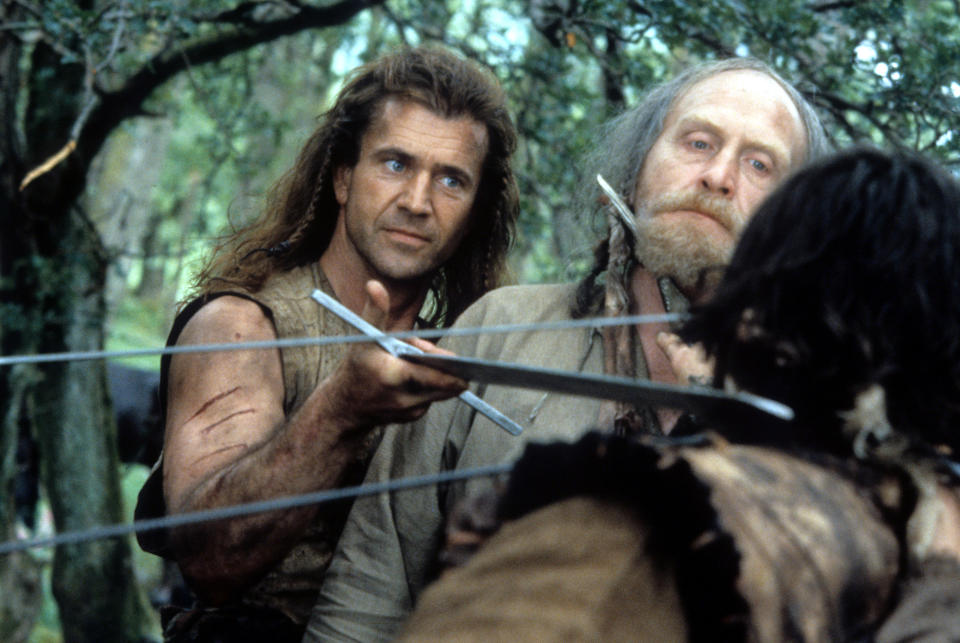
[
  {"xmin": 311, "ymin": 290, "xmax": 524, "ymax": 435},
  {"xmin": 402, "ymin": 352, "xmax": 794, "ymax": 422},
  {"xmin": 597, "ymin": 174, "xmax": 638, "ymax": 237}
]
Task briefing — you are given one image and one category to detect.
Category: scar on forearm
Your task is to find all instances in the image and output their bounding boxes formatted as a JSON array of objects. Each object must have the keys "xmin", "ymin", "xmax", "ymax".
[
  {"xmin": 186, "ymin": 386, "xmax": 242, "ymax": 423},
  {"xmin": 200, "ymin": 409, "xmax": 256, "ymax": 435},
  {"xmin": 191, "ymin": 443, "xmax": 248, "ymax": 467}
]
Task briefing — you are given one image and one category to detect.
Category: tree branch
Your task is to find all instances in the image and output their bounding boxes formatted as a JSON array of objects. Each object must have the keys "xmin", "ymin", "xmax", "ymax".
[
  {"xmin": 85, "ymin": 0, "xmax": 381, "ymax": 156},
  {"xmin": 685, "ymin": 30, "xmax": 736, "ymax": 58},
  {"xmin": 25, "ymin": 0, "xmax": 382, "ymax": 205},
  {"xmin": 808, "ymin": 1, "xmax": 858, "ymax": 11}
]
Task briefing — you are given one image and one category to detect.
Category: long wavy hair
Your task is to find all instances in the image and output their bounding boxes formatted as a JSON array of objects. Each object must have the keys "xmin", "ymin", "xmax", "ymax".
[
  {"xmin": 193, "ymin": 46, "xmax": 519, "ymax": 326},
  {"xmin": 573, "ymin": 57, "xmax": 830, "ymax": 316},
  {"xmin": 681, "ymin": 147, "xmax": 960, "ymax": 453}
]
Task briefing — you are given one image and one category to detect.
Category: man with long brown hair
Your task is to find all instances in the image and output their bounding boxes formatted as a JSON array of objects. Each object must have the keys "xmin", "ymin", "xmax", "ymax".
[{"xmin": 134, "ymin": 46, "xmax": 519, "ymax": 640}]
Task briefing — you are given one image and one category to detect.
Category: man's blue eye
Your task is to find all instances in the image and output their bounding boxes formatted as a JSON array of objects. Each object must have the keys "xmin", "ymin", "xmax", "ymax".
[
  {"xmin": 750, "ymin": 159, "xmax": 768, "ymax": 172},
  {"xmin": 691, "ymin": 140, "xmax": 709, "ymax": 150},
  {"xmin": 440, "ymin": 176, "xmax": 462, "ymax": 189},
  {"xmin": 387, "ymin": 159, "xmax": 404, "ymax": 172}
]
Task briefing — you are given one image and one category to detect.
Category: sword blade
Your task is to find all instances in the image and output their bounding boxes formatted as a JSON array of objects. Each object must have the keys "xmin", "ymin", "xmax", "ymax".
[
  {"xmin": 402, "ymin": 352, "xmax": 794, "ymax": 422},
  {"xmin": 597, "ymin": 174, "xmax": 638, "ymax": 237},
  {"xmin": 311, "ymin": 290, "xmax": 524, "ymax": 436}
]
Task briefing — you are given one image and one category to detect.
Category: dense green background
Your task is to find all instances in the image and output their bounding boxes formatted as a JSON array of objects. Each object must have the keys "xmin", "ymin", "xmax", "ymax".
[{"xmin": 2, "ymin": 1, "xmax": 959, "ymax": 640}]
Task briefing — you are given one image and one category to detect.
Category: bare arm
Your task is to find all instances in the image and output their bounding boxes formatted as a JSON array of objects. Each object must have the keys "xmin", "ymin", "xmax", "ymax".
[{"xmin": 162, "ymin": 292, "xmax": 465, "ymax": 604}]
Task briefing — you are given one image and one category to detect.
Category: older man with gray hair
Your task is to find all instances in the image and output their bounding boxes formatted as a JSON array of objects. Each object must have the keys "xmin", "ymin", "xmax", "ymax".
[{"xmin": 305, "ymin": 57, "xmax": 830, "ymax": 641}]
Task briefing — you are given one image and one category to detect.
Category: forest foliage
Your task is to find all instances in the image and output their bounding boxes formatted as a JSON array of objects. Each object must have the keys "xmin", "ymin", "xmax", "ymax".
[{"xmin": 1, "ymin": 0, "xmax": 959, "ymax": 640}]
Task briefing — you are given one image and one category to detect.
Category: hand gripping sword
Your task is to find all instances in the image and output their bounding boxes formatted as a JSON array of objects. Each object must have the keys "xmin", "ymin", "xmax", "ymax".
[{"xmin": 311, "ymin": 289, "xmax": 524, "ymax": 436}]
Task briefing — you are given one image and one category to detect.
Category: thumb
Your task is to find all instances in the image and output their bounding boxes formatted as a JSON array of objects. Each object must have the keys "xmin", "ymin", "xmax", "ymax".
[
  {"xmin": 656, "ymin": 331, "xmax": 681, "ymax": 356},
  {"xmin": 361, "ymin": 280, "xmax": 391, "ymax": 331}
]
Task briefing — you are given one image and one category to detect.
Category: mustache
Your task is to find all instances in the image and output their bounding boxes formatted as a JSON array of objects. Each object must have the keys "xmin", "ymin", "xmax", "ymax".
[
  {"xmin": 641, "ymin": 192, "xmax": 746, "ymax": 233},
  {"xmin": 382, "ymin": 212, "xmax": 435, "ymax": 239}
]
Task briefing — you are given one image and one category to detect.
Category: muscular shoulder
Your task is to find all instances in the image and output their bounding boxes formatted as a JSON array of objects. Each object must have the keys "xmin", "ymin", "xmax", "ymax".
[{"xmin": 178, "ymin": 295, "xmax": 278, "ymax": 345}]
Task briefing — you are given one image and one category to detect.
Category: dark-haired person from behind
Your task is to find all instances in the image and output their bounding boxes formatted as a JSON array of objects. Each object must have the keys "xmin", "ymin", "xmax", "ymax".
[
  {"xmin": 679, "ymin": 145, "xmax": 960, "ymax": 639},
  {"xmin": 396, "ymin": 148, "xmax": 960, "ymax": 641},
  {"xmin": 133, "ymin": 46, "xmax": 519, "ymax": 641},
  {"xmin": 683, "ymin": 146, "xmax": 960, "ymax": 459}
]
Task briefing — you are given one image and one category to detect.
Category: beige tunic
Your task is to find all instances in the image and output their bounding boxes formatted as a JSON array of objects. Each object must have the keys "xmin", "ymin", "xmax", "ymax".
[{"xmin": 308, "ymin": 282, "xmax": 655, "ymax": 640}]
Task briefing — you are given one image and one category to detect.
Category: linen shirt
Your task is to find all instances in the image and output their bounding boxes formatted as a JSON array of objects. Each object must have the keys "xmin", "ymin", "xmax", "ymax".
[{"xmin": 306, "ymin": 282, "xmax": 650, "ymax": 640}]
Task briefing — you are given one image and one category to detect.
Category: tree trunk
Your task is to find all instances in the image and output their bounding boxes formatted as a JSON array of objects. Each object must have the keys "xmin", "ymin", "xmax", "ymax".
[
  {"xmin": 28, "ymin": 214, "xmax": 151, "ymax": 641},
  {"xmin": 0, "ymin": 5, "xmax": 44, "ymax": 638},
  {"xmin": 8, "ymin": 34, "xmax": 153, "ymax": 641},
  {"xmin": 0, "ymin": 367, "xmax": 43, "ymax": 642},
  {"xmin": 135, "ymin": 215, "xmax": 168, "ymax": 301},
  {"xmin": 86, "ymin": 119, "xmax": 173, "ymax": 313}
]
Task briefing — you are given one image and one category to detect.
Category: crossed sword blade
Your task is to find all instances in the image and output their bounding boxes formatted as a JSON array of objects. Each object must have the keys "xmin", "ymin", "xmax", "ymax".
[{"xmin": 311, "ymin": 290, "xmax": 794, "ymax": 436}]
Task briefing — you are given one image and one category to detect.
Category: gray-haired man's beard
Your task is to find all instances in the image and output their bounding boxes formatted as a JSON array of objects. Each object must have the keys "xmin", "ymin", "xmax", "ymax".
[{"xmin": 633, "ymin": 191, "xmax": 746, "ymax": 297}]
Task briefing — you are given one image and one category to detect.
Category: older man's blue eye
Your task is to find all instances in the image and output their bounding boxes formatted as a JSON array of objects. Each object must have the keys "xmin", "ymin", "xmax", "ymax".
[
  {"xmin": 750, "ymin": 159, "xmax": 768, "ymax": 172},
  {"xmin": 691, "ymin": 140, "xmax": 709, "ymax": 149},
  {"xmin": 441, "ymin": 176, "xmax": 462, "ymax": 188},
  {"xmin": 387, "ymin": 159, "xmax": 404, "ymax": 172}
]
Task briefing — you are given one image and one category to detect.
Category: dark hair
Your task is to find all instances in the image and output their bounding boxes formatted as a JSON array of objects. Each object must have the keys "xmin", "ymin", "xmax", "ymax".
[
  {"xmin": 193, "ymin": 46, "xmax": 519, "ymax": 326},
  {"xmin": 682, "ymin": 147, "xmax": 960, "ymax": 453},
  {"xmin": 574, "ymin": 57, "xmax": 829, "ymax": 316}
]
